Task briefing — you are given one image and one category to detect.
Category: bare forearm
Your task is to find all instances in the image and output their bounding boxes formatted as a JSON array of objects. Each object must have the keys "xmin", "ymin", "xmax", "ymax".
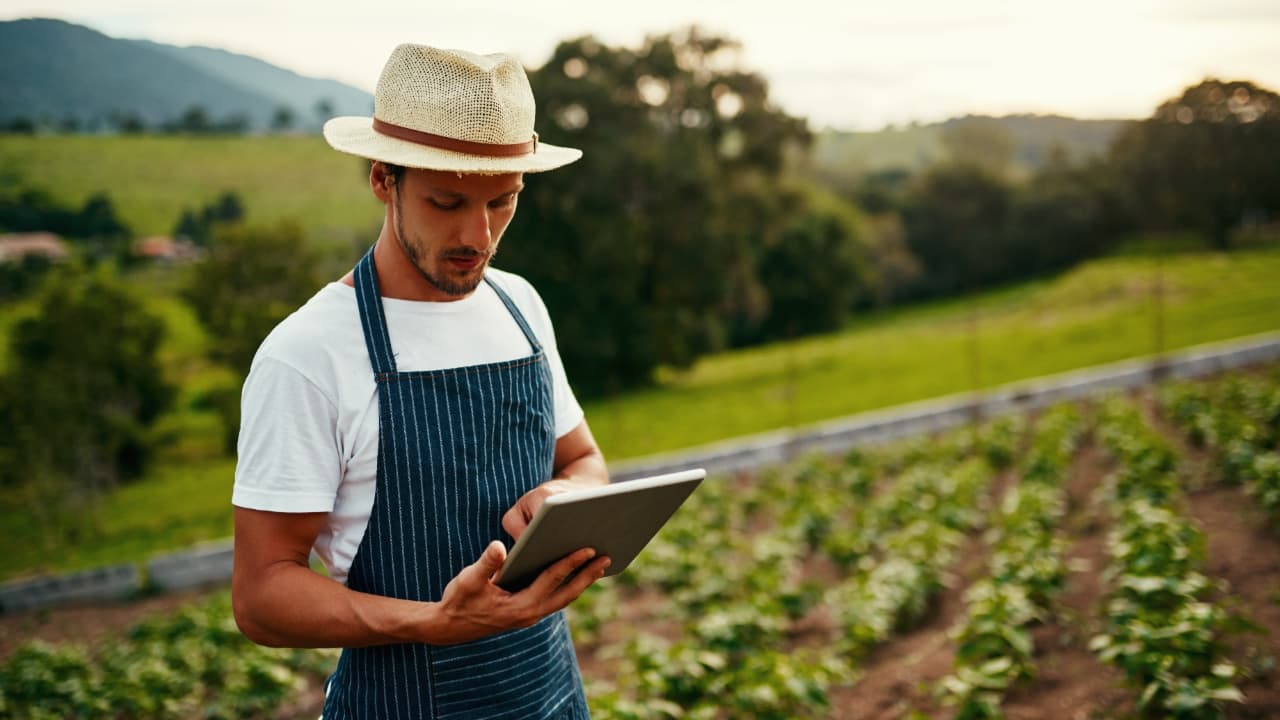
[
  {"xmin": 234, "ymin": 541, "xmax": 608, "ymax": 649},
  {"xmin": 553, "ymin": 448, "xmax": 608, "ymax": 488},
  {"xmin": 551, "ymin": 420, "xmax": 609, "ymax": 488},
  {"xmin": 233, "ymin": 561, "xmax": 438, "ymax": 648}
]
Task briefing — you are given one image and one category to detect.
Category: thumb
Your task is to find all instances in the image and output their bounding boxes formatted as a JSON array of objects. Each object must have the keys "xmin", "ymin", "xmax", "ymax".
[{"xmin": 475, "ymin": 540, "xmax": 507, "ymax": 579}]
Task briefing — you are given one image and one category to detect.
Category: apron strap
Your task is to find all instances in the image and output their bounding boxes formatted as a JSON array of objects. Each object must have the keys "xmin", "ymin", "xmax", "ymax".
[
  {"xmin": 483, "ymin": 274, "xmax": 544, "ymax": 354},
  {"xmin": 354, "ymin": 246, "xmax": 398, "ymax": 376}
]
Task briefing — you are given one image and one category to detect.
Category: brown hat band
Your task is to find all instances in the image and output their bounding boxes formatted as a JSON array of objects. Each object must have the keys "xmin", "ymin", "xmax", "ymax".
[{"xmin": 372, "ymin": 118, "xmax": 537, "ymax": 157}]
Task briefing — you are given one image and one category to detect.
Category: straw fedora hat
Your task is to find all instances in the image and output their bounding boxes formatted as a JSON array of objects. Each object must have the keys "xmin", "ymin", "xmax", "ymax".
[{"xmin": 323, "ymin": 44, "xmax": 581, "ymax": 174}]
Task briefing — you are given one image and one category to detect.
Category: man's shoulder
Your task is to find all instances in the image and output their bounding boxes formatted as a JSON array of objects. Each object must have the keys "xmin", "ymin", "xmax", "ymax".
[{"xmin": 253, "ymin": 283, "xmax": 363, "ymax": 374}]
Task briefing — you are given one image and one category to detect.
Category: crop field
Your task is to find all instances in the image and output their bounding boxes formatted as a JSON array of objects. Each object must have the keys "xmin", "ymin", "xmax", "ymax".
[{"xmin": 3, "ymin": 365, "xmax": 1277, "ymax": 719}]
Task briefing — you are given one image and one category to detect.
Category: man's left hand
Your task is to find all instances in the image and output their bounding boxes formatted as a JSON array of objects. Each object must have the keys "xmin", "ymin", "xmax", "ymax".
[
  {"xmin": 503, "ymin": 420, "xmax": 610, "ymax": 540},
  {"xmin": 502, "ymin": 479, "xmax": 579, "ymax": 540}
]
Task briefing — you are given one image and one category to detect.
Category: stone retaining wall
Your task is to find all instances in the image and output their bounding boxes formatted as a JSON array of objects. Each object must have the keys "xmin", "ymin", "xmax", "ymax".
[{"xmin": 4, "ymin": 331, "xmax": 1279, "ymax": 614}]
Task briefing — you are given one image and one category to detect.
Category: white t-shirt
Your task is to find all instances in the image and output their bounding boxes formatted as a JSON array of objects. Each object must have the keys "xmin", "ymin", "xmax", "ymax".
[{"xmin": 232, "ymin": 268, "xmax": 584, "ymax": 585}]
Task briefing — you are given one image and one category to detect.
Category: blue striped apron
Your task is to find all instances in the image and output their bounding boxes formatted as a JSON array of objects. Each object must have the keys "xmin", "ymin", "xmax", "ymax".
[{"xmin": 322, "ymin": 248, "xmax": 589, "ymax": 719}]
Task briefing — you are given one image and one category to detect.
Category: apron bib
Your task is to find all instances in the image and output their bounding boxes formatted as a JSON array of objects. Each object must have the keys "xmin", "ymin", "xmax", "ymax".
[{"xmin": 322, "ymin": 248, "xmax": 589, "ymax": 719}]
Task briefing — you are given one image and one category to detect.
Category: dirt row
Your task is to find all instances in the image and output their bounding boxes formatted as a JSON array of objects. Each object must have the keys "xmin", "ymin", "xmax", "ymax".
[
  {"xmin": 4, "ymin": 390, "xmax": 1279, "ymax": 720},
  {"xmin": 820, "ymin": 395, "xmax": 1280, "ymax": 720}
]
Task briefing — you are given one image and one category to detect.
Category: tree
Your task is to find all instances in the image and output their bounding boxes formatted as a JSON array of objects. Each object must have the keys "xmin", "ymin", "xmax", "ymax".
[
  {"xmin": 0, "ymin": 265, "xmax": 173, "ymax": 536},
  {"xmin": 1109, "ymin": 78, "xmax": 1280, "ymax": 247},
  {"xmin": 205, "ymin": 191, "xmax": 245, "ymax": 225},
  {"xmin": 501, "ymin": 29, "xmax": 817, "ymax": 395},
  {"xmin": 182, "ymin": 221, "xmax": 322, "ymax": 449},
  {"xmin": 73, "ymin": 192, "xmax": 131, "ymax": 260},
  {"xmin": 901, "ymin": 163, "xmax": 1012, "ymax": 295},
  {"xmin": 0, "ymin": 188, "xmax": 131, "ymax": 263},
  {"xmin": 0, "ymin": 188, "xmax": 76, "ymax": 233},
  {"xmin": 854, "ymin": 167, "xmax": 913, "ymax": 215},
  {"xmin": 173, "ymin": 105, "xmax": 213, "ymax": 133},
  {"xmin": 172, "ymin": 190, "xmax": 247, "ymax": 247},
  {"xmin": 109, "ymin": 111, "xmax": 147, "ymax": 134},
  {"xmin": 271, "ymin": 106, "xmax": 296, "ymax": 133},
  {"xmin": 2, "ymin": 116, "xmax": 36, "ymax": 134},
  {"xmin": 757, "ymin": 187, "xmax": 871, "ymax": 339},
  {"xmin": 1005, "ymin": 147, "xmax": 1119, "ymax": 274},
  {"xmin": 314, "ymin": 98, "xmax": 335, "ymax": 126},
  {"xmin": 863, "ymin": 213, "xmax": 921, "ymax": 307}
]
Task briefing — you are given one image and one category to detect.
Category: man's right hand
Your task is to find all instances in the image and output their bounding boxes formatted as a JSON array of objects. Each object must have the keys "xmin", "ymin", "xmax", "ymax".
[
  {"xmin": 232, "ymin": 507, "xmax": 608, "ymax": 650},
  {"xmin": 424, "ymin": 540, "xmax": 610, "ymax": 646}
]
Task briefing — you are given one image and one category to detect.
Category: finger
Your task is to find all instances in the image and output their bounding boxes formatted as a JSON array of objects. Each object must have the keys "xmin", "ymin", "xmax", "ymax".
[
  {"xmin": 465, "ymin": 540, "xmax": 507, "ymax": 583},
  {"xmin": 526, "ymin": 547, "xmax": 596, "ymax": 595},
  {"xmin": 501, "ymin": 507, "xmax": 527, "ymax": 540},
  {"xmin": 547, "ymin": 556, "xmax": 611, "ymax": 609}
]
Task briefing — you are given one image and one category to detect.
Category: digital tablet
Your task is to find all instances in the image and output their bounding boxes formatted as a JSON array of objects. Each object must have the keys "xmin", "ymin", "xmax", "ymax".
[{"xmin": 494, "ymin": 468, "xmax": 706, "ymax": 592}]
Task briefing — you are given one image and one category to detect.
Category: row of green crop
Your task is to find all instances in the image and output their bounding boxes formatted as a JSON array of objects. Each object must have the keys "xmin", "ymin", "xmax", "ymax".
[
  {"xmin": 580, "ymin": 418, "xmax": 1018, "ymax": 719},
  {"xmin": 7, "ymin": 379, "xmax": 1269, "ymax": 719},
  {"xmin": 1089, "ymin": 399, "xmax": 1243, "ymax": 719},
  {"xmin": 1160, "ymin": 372, "xmax": 1280, "ymax": 521},
  {"xmin": 6, "ymin": 428, "xmax": 972, "ymax": 720},
  {"xmin": 0, "ymin": 593, "xmax": 337, "ymax": 719},
  {"xmin": 940, "ymin": 404, "xmax": 1084, "ymax": 719}
]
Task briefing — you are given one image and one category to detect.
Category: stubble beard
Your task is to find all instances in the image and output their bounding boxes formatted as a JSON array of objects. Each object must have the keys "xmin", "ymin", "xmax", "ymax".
[{"xmin": 393, "ymin": 189, "xmax": 491, "ymax": 298}]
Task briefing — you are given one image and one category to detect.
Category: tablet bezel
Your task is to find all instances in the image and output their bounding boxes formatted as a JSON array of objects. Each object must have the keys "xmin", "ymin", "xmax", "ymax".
[{"xmin": 493, "ymin": 468, "xmax": 705, "ymax": 592}]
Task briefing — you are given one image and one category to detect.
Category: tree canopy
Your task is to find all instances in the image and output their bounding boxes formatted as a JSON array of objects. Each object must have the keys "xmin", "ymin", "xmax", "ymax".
[
  {"xmin": 501, "ymin": 29, "xmax": 870, "ymax": 395},
  {"xmin": 1110, "ymin": 79, "xmax": 1280, "ymax": 247},
  {"xmin": 0, "ymin": 265, "xmax": 173, "ymax": 536}
]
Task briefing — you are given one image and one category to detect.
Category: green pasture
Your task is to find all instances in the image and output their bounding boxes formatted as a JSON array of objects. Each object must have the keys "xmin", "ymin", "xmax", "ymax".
[
  {"xmin": 0, "ymin": 460, "xmax": 237, "ymax": 582},
  {"xmin": 584, "ymin": 247, "xmax": 1280, "ymax": 459},
  {"xmin": 3, "ymin": 247, "xmax": 1280, "ymax": 580},
  {"xmin": 0, "ymin": 134, "xmax": 382, "ymax": 246}
]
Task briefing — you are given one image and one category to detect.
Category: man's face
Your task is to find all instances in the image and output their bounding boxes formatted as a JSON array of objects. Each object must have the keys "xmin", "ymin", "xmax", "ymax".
[{"xmin": 390, "ymin": 167, "xmax": 524, "ymax": 300}]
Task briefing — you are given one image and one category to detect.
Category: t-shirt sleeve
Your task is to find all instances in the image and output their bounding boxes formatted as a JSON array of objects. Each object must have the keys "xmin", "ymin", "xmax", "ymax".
[{"xmin": 232, "ymin": 355, "xmax": 344, "ymax": 512}]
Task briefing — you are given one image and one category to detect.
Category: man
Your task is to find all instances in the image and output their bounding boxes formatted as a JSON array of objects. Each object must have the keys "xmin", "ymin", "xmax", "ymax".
[{"xmin": 231, "ymin": 44, "xmax": 610, "ymax": 720}]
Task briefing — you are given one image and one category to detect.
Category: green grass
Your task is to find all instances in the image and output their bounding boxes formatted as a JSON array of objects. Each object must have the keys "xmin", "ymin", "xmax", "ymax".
[
  {"xmin": 0, "ymin": 459, "xmax": 236, "ymax": 581},
  {"xmin": 584, "ymin": 248, "xmax": 1280, "ymax": 460},
  {"xmin": 3, "ymin": 247, "xmax": 1280, "ymax": 581},
  {"xmin": 0, "ymin": 135, "xmax": 382, "ymax": 246}
]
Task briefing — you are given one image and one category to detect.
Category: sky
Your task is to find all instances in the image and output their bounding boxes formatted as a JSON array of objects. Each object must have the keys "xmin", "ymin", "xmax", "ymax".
[{"xmin": 4, "ymin": 0, "xmax": 1280, "ymax": 131}]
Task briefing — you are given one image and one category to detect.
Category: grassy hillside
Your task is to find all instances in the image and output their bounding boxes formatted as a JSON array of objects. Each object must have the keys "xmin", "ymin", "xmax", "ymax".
[
  {"xmin": 584, "ymin": 247, "xmax": 1280, "ymax": 459},
  {"xmin": 2, "ymin": 246, "xmax": 1279, "ymax": 580},
  {"xmin": 1, "ymin": 119, "xmax": 1124, "ymax": 249},
  {"xmin": 0, "ymin": 134, "xmax": 380, "ymax": 245}
]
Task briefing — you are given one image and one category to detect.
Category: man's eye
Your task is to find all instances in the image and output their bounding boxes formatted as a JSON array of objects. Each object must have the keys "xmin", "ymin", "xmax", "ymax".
[
  {"xmin": 489, "ymin": 195, "xmax": 516, "ymax": 209},
  {"xmin": 430, "ymin": 199, "xmax": 461, "ymax": 211}
]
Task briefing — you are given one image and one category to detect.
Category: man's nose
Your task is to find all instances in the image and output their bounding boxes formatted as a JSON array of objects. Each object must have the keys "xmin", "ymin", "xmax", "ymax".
[{"xmin": 460, "ymin": 206, "xmax": 491, "ymax": 250}]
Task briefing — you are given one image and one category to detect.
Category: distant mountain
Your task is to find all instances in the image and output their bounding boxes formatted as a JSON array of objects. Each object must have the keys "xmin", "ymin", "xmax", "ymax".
[
  {"xmin": 132, "ymin": 40, "xmax": 372, "ymax": 126},
  {"xmin": 0, "ymin": 18, "xmax": 372, "ymax": 131},
  {"xmin": 810, "ymin": 115, "xmax": 1132, "ymax": 185}
]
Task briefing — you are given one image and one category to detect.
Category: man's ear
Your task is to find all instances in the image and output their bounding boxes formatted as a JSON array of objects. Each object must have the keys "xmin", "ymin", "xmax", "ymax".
[{"xmin": 370, "ymin": 161, "xmax": 395, "ymax": 203}]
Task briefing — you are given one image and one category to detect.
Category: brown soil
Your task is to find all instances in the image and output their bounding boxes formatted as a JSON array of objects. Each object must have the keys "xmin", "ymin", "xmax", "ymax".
[
  {"xmin": 1000, "ymin": 440, "xmax": 1133, "ymax": 720},
  {"xmin": 0, "ymin": 588, "xmax": 210, "ymax": 663},
  {"xmin": 1141, "ymin": 396, "xmax": 1280, "ymax": 719},
  {"xmin": 5, "ymin": 388, "xmax": 1280, "ymax": 720},
  {"xmin": 822, "ymin": 524, "xmax": 988, "ymax": 720}
]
